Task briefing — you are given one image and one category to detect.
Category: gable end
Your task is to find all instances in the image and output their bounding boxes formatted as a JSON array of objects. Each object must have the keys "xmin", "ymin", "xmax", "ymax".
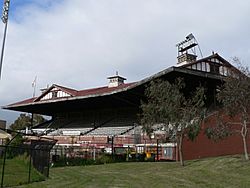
[{"xmin": 34, "ymin": 85, "xmax": 75, "ymax": 102}]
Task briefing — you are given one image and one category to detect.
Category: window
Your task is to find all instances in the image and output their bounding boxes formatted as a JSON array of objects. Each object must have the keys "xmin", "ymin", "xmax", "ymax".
[
  {"xmin": 210, "ymin": 63, "xmax": 220, "ymax": 74},
  {"xmin": 52, "ymin": 91, "xmax": 58, "ymax": 98}
]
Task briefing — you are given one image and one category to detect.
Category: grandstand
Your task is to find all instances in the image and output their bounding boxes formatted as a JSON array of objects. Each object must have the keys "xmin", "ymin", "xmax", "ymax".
[{"xmin": 4, "ymin": 52, "xmax": 246, "ymax": 161}]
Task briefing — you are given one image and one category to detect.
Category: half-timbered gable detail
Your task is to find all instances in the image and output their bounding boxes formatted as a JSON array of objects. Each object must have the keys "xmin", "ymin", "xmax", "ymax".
[
  {"xmin": 40, "ymin": 88, "xmax": 71, "ymax": 101},
  {"xmin": 34, "ymin": 84, "xmax": 76, "ymax": 102},
  {"xmin": 180, "ymin": 53, "xmax": 235, "ymax": 76}
]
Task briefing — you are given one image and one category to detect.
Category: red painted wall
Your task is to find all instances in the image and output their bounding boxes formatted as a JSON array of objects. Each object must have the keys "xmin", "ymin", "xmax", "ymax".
[{"xmin": 182, "ymin": 112, "xmax": 250, "ymax": 160}]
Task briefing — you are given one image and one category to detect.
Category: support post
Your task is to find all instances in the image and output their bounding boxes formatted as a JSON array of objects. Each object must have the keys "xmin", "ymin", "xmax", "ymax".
[
  {"xmin": 31, "ymin": 113, "xmax": 34, "ymax": 129},
  {"xmin": 93, "ymin": 147, "xmax": 96, "ymax": 161},
  {"xmin": 156, "ymin": 139, "xmax": 159, "ymax": 162},
  {"xmin": 111, "ymin": 136, "xmax": 114, "ymax": 160}
]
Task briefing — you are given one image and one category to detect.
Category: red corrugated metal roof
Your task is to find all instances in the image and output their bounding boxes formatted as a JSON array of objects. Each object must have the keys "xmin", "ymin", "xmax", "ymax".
[
  {"xmin": 7, "ymin": 82, "xmax": 137, "ymax": 106},
  {"xmin": 76, "ymin": 83, "xmax": 135, "ymax": 97},
  {"xmin": 9, "ymin": 97, "xmax": 36, "ymax": 106}
]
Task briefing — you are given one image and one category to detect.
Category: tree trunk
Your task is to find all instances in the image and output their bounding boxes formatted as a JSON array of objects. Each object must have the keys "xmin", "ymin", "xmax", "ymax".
[
  {"xmin": 178, "ymin": 134, "xmax": 184, "ymax": 166},
  {"xmin": 241, "ymin": 120, "xmax": 249, "ymax": 160}
]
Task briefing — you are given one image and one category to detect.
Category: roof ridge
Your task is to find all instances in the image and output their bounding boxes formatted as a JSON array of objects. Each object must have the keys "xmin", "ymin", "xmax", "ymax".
[{"xmin": 77, "ymin": 82, "xmax": 135, "ymax": 92}]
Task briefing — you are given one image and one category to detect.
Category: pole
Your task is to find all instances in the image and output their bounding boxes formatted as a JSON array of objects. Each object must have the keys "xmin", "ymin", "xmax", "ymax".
[
  {"xmin": 30, "ymin": 76, "xmax": 37, "ymax": 132},
  {"xmin": 31, "ymin": 113, "xmax": 34, "ymax": 128},
  {"xmin": 32, "ymin": 76, "xmax": 37, "ymax": 98},
  {"xmin": 111, "ymin": 136, "xmax": 114, "ymax": 160},
  {"xmin": 156, "ymin": 139, "xmax": 159, "ymax": 162},
  {"xmin": 46, "ymin": 150, "xmax": 50, "ymax": 177},
  {"xmin": 0, "ymin": 0, "xmax": 10, "ymax": 79},
  {"xmin": 0, "ymin": 18, "xmax": 8, "ymax": 79},
  {"xmin": 28, "ymin": 148, "xmax": 32, "ymax": 183},
  {"xmin": 1, "ymin": 146, "xmax": 7, "ymax": 188},
  {"xmin": 93, "ymin": 147, "xmax": 96, "ymax": 161}
]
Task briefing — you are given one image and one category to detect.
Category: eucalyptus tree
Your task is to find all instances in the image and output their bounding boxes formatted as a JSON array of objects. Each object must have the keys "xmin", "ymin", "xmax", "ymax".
[
  {"xmin": 216, "ymin": 60, "xmax": 250, "ymax": 160},
  {"xmin": 141, "ymin": 78, "xmax": 206, "ymax": 166},
  {"xmin": 10, "ymin": 113, "xmax": 45, "ymax": 131}
]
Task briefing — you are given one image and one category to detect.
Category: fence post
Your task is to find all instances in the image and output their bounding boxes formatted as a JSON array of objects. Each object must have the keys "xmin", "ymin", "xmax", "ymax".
[
  {"xmin": 28, "ymin": 148, "xmax": 32, "ymax": 183},
  {"xmin": 1, "ymin": 132, "xmax": 20, "ymax": 187},
  {"xmin": 1, "ymin": 146, "xmax": 7, "ymax": 188},
  {"xmin": 46, "ymin": 150, "xmax": 50, "ymax": 177}
]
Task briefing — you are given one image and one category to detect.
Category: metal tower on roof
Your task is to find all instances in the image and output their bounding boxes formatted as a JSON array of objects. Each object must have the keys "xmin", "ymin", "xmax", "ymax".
[
  {"xmin": 176, "ymin": 33, "xmax": 203, "ymax": 58},
  {"xmin": 176, "ymin": 33, "xmax": 203, "ymax": 66}
]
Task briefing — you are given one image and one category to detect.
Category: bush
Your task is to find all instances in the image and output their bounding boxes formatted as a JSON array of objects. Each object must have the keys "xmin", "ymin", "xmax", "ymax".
[
  {"xmin": 52, "ymin": 154, "xmax": 117, "ymax": 167},
  {"xmin": 96, "ymin": 154, "xmax": 113, "ymax": 164},
  {"xmin": 52, "ymin": 153, "xmax": 152, "ymax": 168},
  {"xmin": 53, "ymin": 157, "xmax": 96, "ymax": 167}
]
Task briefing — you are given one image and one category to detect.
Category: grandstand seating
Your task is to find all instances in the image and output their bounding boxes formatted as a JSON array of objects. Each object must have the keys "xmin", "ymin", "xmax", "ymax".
[
  {"xmin": 87, "ymin": 126, "xmax": 134, "ymax": 136},
  {"xmin": 46, "ymin": 126, "xmax": 136, "ymax": 136},
  {"xmin": 32, "ymin": 116, "xmax": 139, "ymax": 137}
]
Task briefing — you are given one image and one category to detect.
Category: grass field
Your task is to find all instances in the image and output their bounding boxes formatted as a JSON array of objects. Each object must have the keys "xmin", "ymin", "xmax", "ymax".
[
  {"xmin": 14, "ymin": 155, "xmax": 250, "ymax": 188},
  {"xmin": 0, "ymin": 155, "xmax": 45, "ymax": 187}
]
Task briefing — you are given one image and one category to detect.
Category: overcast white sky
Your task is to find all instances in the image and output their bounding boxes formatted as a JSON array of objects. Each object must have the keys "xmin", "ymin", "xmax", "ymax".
[{"xmin": 0, "ymin": 0, "xmax": 250, "ymax": 125}]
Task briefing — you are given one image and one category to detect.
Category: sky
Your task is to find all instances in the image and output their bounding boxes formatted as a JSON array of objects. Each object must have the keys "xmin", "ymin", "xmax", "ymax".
[{"xmin": 0, "ymin": 0, "xmax": 250, "ymax": 126}]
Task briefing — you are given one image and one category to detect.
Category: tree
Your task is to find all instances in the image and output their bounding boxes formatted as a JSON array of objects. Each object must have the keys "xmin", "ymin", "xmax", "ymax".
[
  {"xmin": 216, "ymin": 60, "xmax": 250, "ymax": 160},
  {"xmin": 140, "ymin": 78, "xmax": 206, "ymax": 166},
  {"xmin": 10, "ymin": 113, "xmax": 46, "ymax": 131}
]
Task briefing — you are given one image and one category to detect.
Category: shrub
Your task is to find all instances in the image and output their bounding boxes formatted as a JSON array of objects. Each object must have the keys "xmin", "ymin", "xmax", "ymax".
[
  {"xmin": 96, "ymin": 154, "xmax": 113, "ymax": 164},
  {"xmin": 53, "ymin": 157, "xmax": 96, "ymax": 167}
]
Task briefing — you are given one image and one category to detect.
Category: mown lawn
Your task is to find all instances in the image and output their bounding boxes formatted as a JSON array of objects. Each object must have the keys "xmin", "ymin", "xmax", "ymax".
[
  {"xmin": 15, "ymin": 155, "xmax": 250, "ymax": 188},
  {"xmin": 0, "ymin": 155, "xmax": 45, "ymax": 187}
]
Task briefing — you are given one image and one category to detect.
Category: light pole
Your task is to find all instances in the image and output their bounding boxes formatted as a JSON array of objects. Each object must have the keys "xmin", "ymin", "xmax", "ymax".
[{"xmin": 0, "ymin": 0, "xmax": 10, "ymax": 79}]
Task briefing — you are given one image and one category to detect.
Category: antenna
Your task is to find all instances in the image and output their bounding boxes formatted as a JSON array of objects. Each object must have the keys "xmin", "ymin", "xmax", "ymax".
[{"xmin": 31, "ymin": 76, "xmax": 37, "ymax": 97}]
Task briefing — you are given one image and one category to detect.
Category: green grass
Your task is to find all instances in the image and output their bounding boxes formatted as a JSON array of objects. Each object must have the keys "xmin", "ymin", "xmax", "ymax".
[
  {"xmin": 13, "ymin": 155, "xmax": 250, "ymax": 188},
  {"xmin": 0, "ymin": 155, "xmax": 45, "ymax": 187}
]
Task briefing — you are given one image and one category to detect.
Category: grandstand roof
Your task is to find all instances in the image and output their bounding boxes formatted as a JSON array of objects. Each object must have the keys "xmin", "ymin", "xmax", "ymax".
[
  {"xmin": 3, "ymin": 53, "xmax": 237, "ymax": 116},
  {"xmin": 15, "ymin": 82, "xmax": 136, "ymax": 105}
]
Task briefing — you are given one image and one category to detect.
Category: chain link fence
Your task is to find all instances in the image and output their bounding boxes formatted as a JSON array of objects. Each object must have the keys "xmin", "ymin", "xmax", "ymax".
[{"xmin": 0, "ymin": 128, "xmax": 56, "ymax": 187}]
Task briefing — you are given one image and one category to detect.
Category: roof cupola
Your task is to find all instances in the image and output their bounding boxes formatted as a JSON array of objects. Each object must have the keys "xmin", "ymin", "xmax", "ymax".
[{"xmin": 107, "ymin": 71, "xmax": 126, "ymax": 88}]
